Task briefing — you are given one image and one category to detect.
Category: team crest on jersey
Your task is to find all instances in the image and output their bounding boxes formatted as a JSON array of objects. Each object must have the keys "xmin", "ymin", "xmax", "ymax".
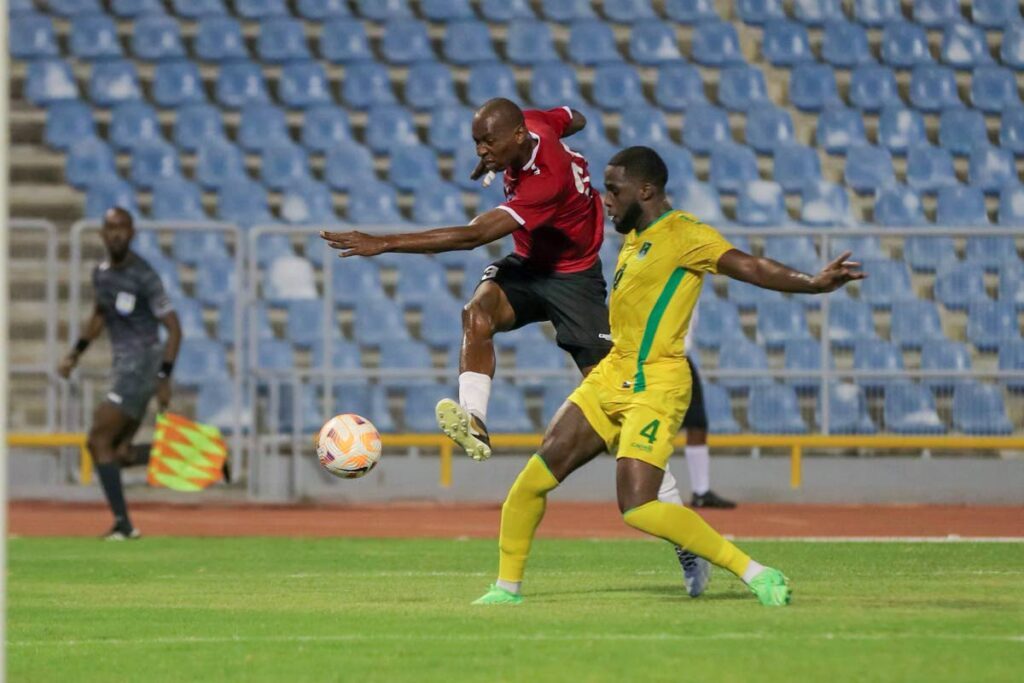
[{"xmin": 637, "ymin": 242, "xmax": 653, "ymax": 258}]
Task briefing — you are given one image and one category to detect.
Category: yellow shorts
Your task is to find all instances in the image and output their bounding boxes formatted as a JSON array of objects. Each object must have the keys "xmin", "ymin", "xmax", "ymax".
[{"xmin": 567, "ymin": 356, "xmax": 692, "ymax": 471}]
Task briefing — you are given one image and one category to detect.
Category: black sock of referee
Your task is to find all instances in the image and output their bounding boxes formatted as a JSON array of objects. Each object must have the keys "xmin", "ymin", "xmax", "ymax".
[{"xmin": 96, "ymin": 463, "xmax": 132, "ymax": 530}]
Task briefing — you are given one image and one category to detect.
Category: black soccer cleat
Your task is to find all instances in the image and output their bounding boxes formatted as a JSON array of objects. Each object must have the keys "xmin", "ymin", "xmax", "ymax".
[{"xmin": 690, "ymin": 490, "xmax": 738, "ymax": 509}]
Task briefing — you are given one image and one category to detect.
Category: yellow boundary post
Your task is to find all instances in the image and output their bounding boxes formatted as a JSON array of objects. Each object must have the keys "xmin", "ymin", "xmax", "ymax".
[{"xmin": 790, "ymin": 444, "xmax": 802, "ymax": 489}]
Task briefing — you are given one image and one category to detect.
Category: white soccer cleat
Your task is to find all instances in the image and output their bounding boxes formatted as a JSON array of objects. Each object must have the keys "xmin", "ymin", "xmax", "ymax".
[
  {"xmin": 675, "ymin": 546, "xmax": 711, "ymax": 597},
  {"xmin": 435, "ymin": 398, "xmax": 492, "ymax": 462}
]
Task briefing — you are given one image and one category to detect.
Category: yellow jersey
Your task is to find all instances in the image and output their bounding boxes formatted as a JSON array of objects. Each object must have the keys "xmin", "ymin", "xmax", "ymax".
[{"xmin": 608, "ymin": 210, "xmax": 734, "ymax": 392}]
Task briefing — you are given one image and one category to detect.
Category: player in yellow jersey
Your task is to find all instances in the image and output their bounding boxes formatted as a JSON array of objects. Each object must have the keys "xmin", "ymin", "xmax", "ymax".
[{"xmin": 473, "ymin": 147, "xmax": 864, "ymax": 606}]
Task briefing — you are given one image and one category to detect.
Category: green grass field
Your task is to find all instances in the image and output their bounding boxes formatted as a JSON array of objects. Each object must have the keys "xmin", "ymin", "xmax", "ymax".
[{"xmin": 8, "ymin": 537, "xmax": 1023, "ymax": 682}]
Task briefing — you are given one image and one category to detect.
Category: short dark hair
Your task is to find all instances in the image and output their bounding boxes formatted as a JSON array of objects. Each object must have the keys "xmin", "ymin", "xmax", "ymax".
[{"xmin": 607, "ymin": 146, "xmax": 668, "ymax": 191}]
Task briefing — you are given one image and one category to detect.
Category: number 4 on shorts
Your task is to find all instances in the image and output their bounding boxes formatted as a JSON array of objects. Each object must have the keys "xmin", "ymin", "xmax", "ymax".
[{"xmin": 639, "ymin": 419, "xmax": 660, "ymax": 444}]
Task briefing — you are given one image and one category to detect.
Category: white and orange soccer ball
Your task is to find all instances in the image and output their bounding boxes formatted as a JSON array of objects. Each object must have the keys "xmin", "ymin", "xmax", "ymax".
[{"xmin": 316, "ymin": 414, "xmax": 382, "ymax": 479}]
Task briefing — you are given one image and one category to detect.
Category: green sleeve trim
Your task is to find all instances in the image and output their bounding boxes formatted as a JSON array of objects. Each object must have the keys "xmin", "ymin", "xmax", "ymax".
[{"xmin": 633, "ymin": 267, "xmax": 686, "ymax": 393}]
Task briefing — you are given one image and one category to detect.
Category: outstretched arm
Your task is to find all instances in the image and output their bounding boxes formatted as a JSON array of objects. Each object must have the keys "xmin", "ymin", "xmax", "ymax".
[
  {"xmin": 320, "ymin": 208, "xmax": 520, "ymax": 258},
  {"xmin": 717, "ymin": 249, "xmax": 865, "ymax": 294}
]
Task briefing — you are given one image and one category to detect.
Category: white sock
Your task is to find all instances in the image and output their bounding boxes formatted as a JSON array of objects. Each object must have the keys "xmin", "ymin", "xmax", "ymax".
[
  {"xmin": 657, "ymin": 463, "xmax": 685, "ymax": 506},
  {"xmin": 742, "ymin": 560, "xmax": 766, "ymax": 584},
  {"xmin": 458, "ymin": 371, "xmax": 491, "ymax": 422},
  {"xmin": 496, "ymin": 579, "xmax": 521, "ymax": 595},
  {"xmin": 685, "ymin": 445, "xmax": 710, "ymax": 495}
]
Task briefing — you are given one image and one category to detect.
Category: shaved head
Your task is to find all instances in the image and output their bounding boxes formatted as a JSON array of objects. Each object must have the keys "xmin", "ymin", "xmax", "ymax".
[
  {"xmin": 101, "ymin": 206, "xmax": 135, "ymax": 264},
  {"xmin": 471, "ymin": 98, "xmax": 532, "ymax": 175},
  {"xmin": 103, "ymin": 206, "xmax": 134, "ymax": 230},
  {"xmin": 474, "ymin": 98, "xmax": 525, "ymax": 130}
]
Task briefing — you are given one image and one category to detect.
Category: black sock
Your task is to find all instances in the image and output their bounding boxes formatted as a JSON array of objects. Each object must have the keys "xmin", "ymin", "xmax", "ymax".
[
  {"xmin": 129, "ymin": 444, "xmax": 151, "ymax": 467},
  {"xmin": 96, "ymin": 463, "xmax": 131, "ymax": 529}
]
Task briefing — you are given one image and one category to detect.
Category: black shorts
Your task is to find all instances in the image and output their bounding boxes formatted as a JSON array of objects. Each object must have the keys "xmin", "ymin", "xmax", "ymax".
[
  {"xmin": 106, "ymin": 344, "xmax": 162, "ymax": 422},
  {"xmin": 477, "ymin": 254, "xmax": 612, "ymax": 370},
  {"xmin": 681, "ymin": 358, "xmax": 708, "ymax": 431}
]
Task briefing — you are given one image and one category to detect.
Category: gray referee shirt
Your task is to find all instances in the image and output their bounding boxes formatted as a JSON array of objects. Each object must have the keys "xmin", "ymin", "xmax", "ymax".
[{"xmin": 92, "ymin": 251, "xmax": 175, "ymax": 357}]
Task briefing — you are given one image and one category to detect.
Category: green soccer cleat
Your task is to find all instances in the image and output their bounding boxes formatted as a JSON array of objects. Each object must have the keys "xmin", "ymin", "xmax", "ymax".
[
  {"xmin": 747, "ymin": 567, "xmax": 792, "ymax": 607},
  {"xmin": 435, "ymin": 398, "xmax": 492, "ymax": 462},
  {"xmin": 472, "ymin": 584, "xmax": 523, "ymax": 605}
]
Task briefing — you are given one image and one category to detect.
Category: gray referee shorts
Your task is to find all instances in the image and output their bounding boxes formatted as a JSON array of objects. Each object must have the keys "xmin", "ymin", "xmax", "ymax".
[{"xmin": 106, "ymin": 345, "xmax": 162, "ymax": 422}]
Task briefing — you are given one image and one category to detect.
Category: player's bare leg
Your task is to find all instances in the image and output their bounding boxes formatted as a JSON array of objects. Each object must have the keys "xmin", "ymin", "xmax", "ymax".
[
  {"xmin": 436, "ymin": 281, "xmax": 516, "ymax": 462},
  {"xmin": 87, "ymin": 403, "xmax": 140, "ymax": 539}
]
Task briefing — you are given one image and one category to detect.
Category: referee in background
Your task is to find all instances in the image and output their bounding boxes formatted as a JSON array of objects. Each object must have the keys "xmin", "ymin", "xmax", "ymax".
[{"xmin": 58, "ymin": 208, "xmax": 181, "ymax": 540}]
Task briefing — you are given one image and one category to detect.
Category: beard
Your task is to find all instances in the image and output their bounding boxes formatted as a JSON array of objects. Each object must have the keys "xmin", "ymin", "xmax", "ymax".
[{"xmin": 612, "ymin": 201, "xmax": 643, "ymax": 234}]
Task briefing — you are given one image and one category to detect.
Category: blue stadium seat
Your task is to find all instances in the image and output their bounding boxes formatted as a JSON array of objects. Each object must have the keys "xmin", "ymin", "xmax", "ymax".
[
  {"xmin": 682, "ymin": 105, "xmax": 729, "ymax": 153},
  {"xmin": 844, "ymin": 145, "xmax": 895, "ymax": 194},
  {"xmin": 238, "ymin": 104, "xmax": 288, "ymax": 152},
  {"xmin": 515, "ymin": 341, "xmax": 569, "ymax": 388},
  {"xmin": 884, "ymin": 383, "xmax": 945, "ymax": 433},
  {"xmin": 749, "ymin": 384, "xmax": 808, "ymax": 433},
  {"xmin": 757, "ymin": 300, "xmax": 811, "ymax": 349},
  {"xmin": 353, "ymin": 297, "xmax": 410, "ymax": 345},
  {"xmin": 404, "ymin": 385, "xmax": 459, "ymax": 432},
  {"xmin": 235, "ymin": 0, "xmax": 287, "ymax": 19},
  {"xmin": 604, "ymin": 0, "xmax": 657, "ymax": 22},
  {"xmin": 692, "ymin": 298, "xmax": 744, "ymax": 350},
  {"xmin": 974, "ymin": 0, "xmax": 1023, "ymax": 27},
  {"xmin": 47, "ymin": 0, "xmax": 103, "ymax": 16},
  {"xmin": 540, "ymin": 0, "xmax": 596, "ymax": 21},
  {"xmin": 45, "ymin": 101, "xmax": 95, "ymax": 151},
  {"xmin": 909, "ymin": 65, "xmax": 961, "ymax": 112},
  {"xmin": 937, "ymin": 185, "xmax": 989, "ymax": 226},
  {"xmin": 255, "ymin": 339, "xmax": 295, "ymax": 375},
  {"xmin": 365, "ymin": 104, "xmax": 419, "ymax": 153},
  {"xmin": 999, "ymin": 185, "xmax": 1024, "ymax": 225},
  {"xmin": 921, "ymin": 339, "xmax": 972, "ymax": 393},
  {"xmin": 9, "ymin": 0, "xmax": 37, "ymax": 11},
  {"xmin": 580, "ymin": 141, "xmax": 616, "ymax": 191},
  {"xmin": 132, "ymin": 15, "xmax": 185, "ymax": 61},
  {"xmin": 421, "ymin": 0, "xmax": 474, "ymax": 20},
  {"xmin": 1000, "ymin": 109, "xmax": 1024, "ymax": 156},
  {"xmin": 388, "ymin": 145, "xmax": 440, "ymax": 193},
  {"xmin": 176, "ymin": 339, "xmax": 229, "ymax": 387},
  {"xmin": 341, "ymin": 63, "xmax": 396, "ymax": 109},
  {"xmin": 481, "ymin": 0, "xmax": 535, "ymax": 21},
  {"xmin": 194, "ymin": 256, "xmax": 236, "ymax": 308},
  {"xmin": 878, "ymin": 108, "xmax": 926, "ymax": 155},
  {"xmin": 967, "ymin": 232, "xmax": 1024, "ymax": 272},
  {"xmin": 821, "ymin": 21, "xmax": 872, "ymax": 68},
  {"xmin": 999, "ymin": 340, "xmax": 1024, "ymax": 392},
  {"xmin": 301, "ymin": 105, "xmax": 350, "ymax": 153},
  {"xmin": 195, "ymin": 16, "xmax": 247, "ymax": 61},
  {"xmin": 354, "ymin": 0, "xmax": 412, "ymax": 20},
  {"xmin": 297, "ymin": 0, "xmax": 349, "ymax": 19},
  {"xmin": 541, "ymin": 379, "xmax": 578, "ymax": 424},
  {"xmin": 318, "ymin": 19, "xmax": 372, "ymax": 63},
  {"xmin": 418, "ymin": 295, "xmax": 464, "ymax": 348},
  {"xmin": 765, "ymin": 235, "xmax": 818, "ymax": 272},
  {"xmin": 381, "ymin": 19, "xmax": 433, "ymax": 65},
  {"xmin": 281, "ymin": 179, "xmax": 336, "ymax": 224},
  {"xmin": 971, "ymin": 67, "xmax": 1022, "ymax": 113},
  {"xmin": 773, "ymin": 144, "xmax": 821, "ymax": 192},
  {"xmin": 467, "ymin": 62, "xmax": 518, "ymax": 107},
  {"xmin": 66, "ymin": 137, "xmax": 117, "ymax": 189},
  {"xmin": 279, "ymin": 61, "xmax": 332, "ymax": 109},
  {"xmin": 859, "ymin": 259, "xmax": 915, "ymax": 309},
  {"xmin": 617, "ymin": 107, "xmax": 669, "ymax": 147},
  {"xmin": 444, "ymin": 20, "xmax": 497, "ymax": 65},
  {"xmin": 737, "ymin": 0, "xmax": 785, "ymax": 24},
  {"xmin": 737, "ymin": 181, "xmax": 787, "ymax": 227},
  {"xmin": 130, "ymin": 140, "xmax": 180, "ymax": 189},
  {"xmin": 260, "ymin": 142, "xmax": 310, "ymax": 191},
  {"xmin": 506, "ymin": 20, "xmax": 558, "ymax": 65},
  {"xmin": 394, "ymin": 257, "xmax": 450, "ymax": 307},
  {"xmin": 874, "ymin": 185, "xmax": 927, "ymax": 226},
  {"xmin": 70, "ymin": 13, "xmax": 121, "ymax": 61},
  {"xmin": 217, "ymin": 178, "xmax": 273, "ymax": 227},
  {"xmin": 891, "ymin": 300, "xmax": 945, "ymax": 350},
  {"xmin": 830, "ymin": 236, "xmax": 885, "ymax": 261},
  {"xmin": 999, "ymin": 263, "xmax": 1024, "ymax": 309},
  {"xmin": 816, "ymin": 107, "xmax": 867, "ymax": 154},
  {"xmin": 953, "ymin": 382, "xmax": 1013, "ymax": 434},
  {"xmin": 264, "ymin": 255, "xmax": 318, "ymax": 305},
  {"xmin": 89, "ymin": 60, "xmax": 142, "ymax": 107},
  {"xmin": 853, "ymin": 339, "xmax": 905, "ymax": 392},
  {"xmin": 324, "ymin": 142, "xmax": 376, "ymax": 191},
  {"xmin": 172, "ymin": 225, "xmax": 229, "ymax": 270},
  {"xmin": 152, "ymin": 60, "xmax": 205, "ymax": 108},
  {"xmin": 828, "ymin": 298, "xmax": 876, "ymax": 348},
  {"xmin": 85, "ymin": 179, "xmax": 136, "ymax": 218},
  {"xmin": 692, "ymin": 21, "xmax": 743, "ymax": 66},
  {"xmin": 215, "ymin": 61, "xmax": 268, "ymax": 108},
  {"xmin": 718, "ymin": 339, "xmax": 772, "ymax": 393},
  {"xmin": 377, "ymin": 340, "xmax": 436, "ymax": 387},
  {"xmin": 196, "ymin": 380, "xmax": 252, "ymax": 435},
  {"xmin": 968, "ymin": 301, "xmax": 1021, "ymax": 351},
  {"xmin": 783, "ymin": 338, "xmax": 826, "ymax": 393},
  {"xmin": 427, "ymin": 105, "xmax": 473, "ymax": 155},
  {"xmin": 762, "ymin": 20, "xmax": 814, "ymax": 66},
  {"xmin": 257, "ymin": 18, "xmax": 310, "ymax": 64},
  {"xmin": 655, "ymin": 62, "xmax": 707, "ymax": 111},
  {"xmin": 530, "ymin": 62, "xmax": 582, "ymax": 109},
  {"xmin": 568, "ymin": 19, "xmax": 621, "ymax": 65},
  {"xmin": 939, "ymin": 108, "xmax": 989, "ymax": 157},
  {"xmin": 670, "ymin": 182, "xmax": 724, "ymax": 223},
  {"xmin": 1002, "ymin": 25, "xmax": 1024, "ymax": 70},
  {"xmin": 273, "ymin": 382, "xmax": 325, "ymax": 435},
  {"xmin": 882, "ymin": 22, "xmax": 932, "ymax": 68},
  {"xmin": 487, "ymin": 383, "xmax": 535, "ymax": 433},
  {"xmin": 913, "ymin": 0, "xmax": 959, "ymax": 27},
  {"xmin": 592, "ymin": 63, "xmax": 643, "ymax": 111},
  {"xmin": 172, "ymin": 296, "xmax": 208, "ymax": 340},
  {"xmin": 849, "ymin": 65, "xmax": 900, "ymax": 112},
  {"xmin": 819, "ymin": 383, "xmax": 876, "ymax": 433},
  {"xmin": 795, "ymin": 0, "xmax": 844, "ymax": 25},
  {"xmin": 903, "ymin": 233, "xmax": 956, "ymax": 272},
  {"xmin": 628, "ymin": 19, "xmax": 682, "ymax": 65},
  {"xmin": 11, "ymin": 13, "xmax": 58, "ymax": 60},
  {"xmin": 969, "ymin": 146, "xmax": 1017, "ymax": 194},
  {"xmin": 789, "ymin": 64, "xmax": 840, "ymax": 112},
  {"xmin": 940, "ymin": 23, "xmax": 992, "ymax": 70},
  {"xmin": 412, "ymin": 180, "xmax": 467, "ymax": 225},
  {"xmin": 173, "ymin": 104, "xmax": 223, "ymax": 152},
  {"xmin": 801, "ymin": 181, "xmax": 852, "ymax": 226},
  {"xmin": 346, "ymin": 180, "xmax": 405, "ymax": 225},
  {"xmin": 749, "ymin": 104, "xmax": 794, "ymax": 152},
  {"xmin": 728, "ymin": 275, "xmax": 785, "ymax": 310},
  {"xmin": 110, "ymin": 104, "xmax": 167, "ymax": 157},
  {"xmin": 654, "ymin": 143, "xmax": 696, "ymax": 188},
  {"xmin": 718, "ymin": 65, "xmax": 769, "ymax": 112},
  {"xmin": 906, "ymin": 145, "xmax": 957, "ymax": 194},
  {"xmin": 709, "ymin": 144, "xmax": 759, "ymax": 193},
  {"xmin": 327, "ymin": 257, "xmax": 384, "ymax": 306},
  {"xmin": 704, "ymin": 382, "xmax": 741, "ymax": 434}
]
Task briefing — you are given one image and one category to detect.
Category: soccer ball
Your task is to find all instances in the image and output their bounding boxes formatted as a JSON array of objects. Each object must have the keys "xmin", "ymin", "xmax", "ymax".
[{"xmin": 316, "ymin": 414, "xmax": 382, "ymax": 479}]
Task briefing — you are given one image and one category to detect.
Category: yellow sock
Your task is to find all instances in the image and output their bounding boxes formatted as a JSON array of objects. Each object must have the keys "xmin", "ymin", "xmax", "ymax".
[
  {"xmin": 497, "ymin": 454, "xmax": 559, "ymax": 583},
  {"xmin": 623, "ymin": 500, "xmax": 751, "ymax": 578}
]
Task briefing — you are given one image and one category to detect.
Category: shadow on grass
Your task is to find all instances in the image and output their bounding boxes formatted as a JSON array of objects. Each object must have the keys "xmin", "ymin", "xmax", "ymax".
[{"xmin": 529, "ymin": 585, "xmax": 751, "ymax": 602}]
